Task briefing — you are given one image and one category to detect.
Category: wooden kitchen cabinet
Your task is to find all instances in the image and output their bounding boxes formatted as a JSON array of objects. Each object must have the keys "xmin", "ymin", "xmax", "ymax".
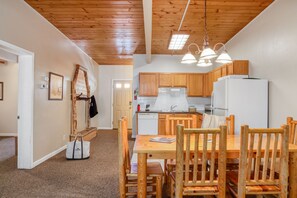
[
  {"xmin": 158, "ymin": 114, "xmax": 167, "ymax": 135},
  {"xmin": 197, "ymin": 114, "xmax": 203, "ymax": 128},
  {"xmin": 227, "ymin": 60, "xmax": 249, "ymax": 75},
  {"xmin": 213, "ymin": 67, "xmax": 222, "ymax": 82},
  {"xmin": 221, "ymin": 65, "xmax": 227, "ymax": 77},
  {"xmin": 172, "ymin": 73, "xmax": 187, "ymax": 87},
  {"xmin": 139, "ymin": 73, "xmax": 158, "ymax": 96},
  {"xmin": 159, "ymin": 73, "xmax": 172, "ymax": 87},
  {"xmin": 203, "ymin": 72, "xmax": 213, "ymax": 97},
  {"xmin": 159, "ymin": 73, "xmax": 187, "ymax": 87},
  {"xmin": 187, "ymin": 74, "xmax": 204, "ymax": 97}
]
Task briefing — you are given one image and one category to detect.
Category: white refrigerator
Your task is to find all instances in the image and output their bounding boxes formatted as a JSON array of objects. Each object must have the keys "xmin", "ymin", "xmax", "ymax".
[{"xmin": 213, "ymin": 77, "xmax": 268, "ymax": 134}]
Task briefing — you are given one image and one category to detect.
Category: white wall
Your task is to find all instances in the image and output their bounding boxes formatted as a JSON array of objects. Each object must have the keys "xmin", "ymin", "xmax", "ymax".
[
  {"xmin": 0, "ymin": 0, "xmax": 98, "ymax": 162},
  {"xmin": 0, "ymin": 61, "xmax": 18, "ymax": 134},
  {"xmin": 224, "ymin": 0, "xmax": 297, "ymax": 127},
  {"xmin": 97, "ymin": 65, "xmax": 133, "ymax": 129}
]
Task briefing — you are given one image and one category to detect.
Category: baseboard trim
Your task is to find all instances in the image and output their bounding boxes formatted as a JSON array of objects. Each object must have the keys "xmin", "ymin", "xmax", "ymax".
[
  {"xmin": 33, "ymin": 145, "xmax": 67, "ymax": 168},
  {"xmin": 98, "ymin": 127, "xmax": 113, "ymax": 130},
  {"xmin": 0, "ymin": 133, "xmax": 18, "ymax": 136}
]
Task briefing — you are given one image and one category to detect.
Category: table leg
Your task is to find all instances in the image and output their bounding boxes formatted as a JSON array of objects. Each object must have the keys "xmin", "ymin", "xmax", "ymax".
[
  {"xmin": 289, "ymin": 152, "xmax": 297, "ymax": 198},
  {"xmin": 137, "ymin": 153, "xmax": 147, "ymax": 198}
]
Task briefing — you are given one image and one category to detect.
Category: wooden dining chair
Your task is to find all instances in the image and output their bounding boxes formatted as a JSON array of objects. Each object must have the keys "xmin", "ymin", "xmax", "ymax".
[
  {"xmin": 118, "ymin": 117, "xmax": 163, "ymax": 198},
  {"xmin": 165, "ymin": 114, "xmax": 198, "ymax": 135},
  {"xmin": 227, "ymin": 125, "xmax": 289, "ymax": 198},
  {"xmin": 287, "ymin": 117, "xmax": 297, "ymax": 145},
  {"xmin": 201, "ymin": 114, "xmax": 237, "ymax": 171},
  {"xmin": 164, "ymin": 115, "xmax": 197, "ymax": 188},
  {"xmin": 170, "ymin": 125, "xmax": 227, "ymax": 198},
  {"xmin": 226, "ymin": 114, "xmax": 235, "ymax": 135}
]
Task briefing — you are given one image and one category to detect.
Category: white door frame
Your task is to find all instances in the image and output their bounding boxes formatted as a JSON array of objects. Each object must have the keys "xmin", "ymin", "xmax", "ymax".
[
  {"xmin": 111, "ymin": 79, "xmax": 133, "ymax": 129},
  {"xmin": 0, "ymin": 40, "xmax": 34, "ymax": 169}
]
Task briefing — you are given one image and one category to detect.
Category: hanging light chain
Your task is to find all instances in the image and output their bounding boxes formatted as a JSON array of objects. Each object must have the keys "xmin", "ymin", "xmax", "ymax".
[{"xmin": 203, "ymin": 0, "xmax": 209, "ymax": 48}]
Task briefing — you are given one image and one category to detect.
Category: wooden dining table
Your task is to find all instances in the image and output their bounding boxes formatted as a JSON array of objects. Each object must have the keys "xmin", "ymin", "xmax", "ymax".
[{"xmin": 133, "ymin": 134, "xmax": 297, "ymax": 198}]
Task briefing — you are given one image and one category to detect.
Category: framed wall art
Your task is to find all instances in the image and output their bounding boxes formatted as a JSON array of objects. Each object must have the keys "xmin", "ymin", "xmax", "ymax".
[
  {"xmin": 0, "ymin": 82, "xmax": 3, "ymax": 100},
  {"xmin": 48, "ymin": 72, "xmax": 64, "ymax": 100}
]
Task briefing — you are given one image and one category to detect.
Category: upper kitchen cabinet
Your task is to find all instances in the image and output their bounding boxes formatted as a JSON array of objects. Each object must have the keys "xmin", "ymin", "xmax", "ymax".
[
  {"xmin": 213, "ymin": 67, "xmax": 222, "ymax": 82},
  {"xmin": 227, "ymin": 60, "xmax": 249, "ymax": 75},
  {"xmin": 159, "ymin": 73, "xmax": 172, "ymax": 87},
  {"xmin": 172, "ymin": 73, "xmax": 187, "ymax": 87},
  {"xmin": 221, "ymin": 65, "xmax": 228, "ymax": 76},
  {"xmin": 139, "ymin": 73, "xmax": 159, "ymax": 96},
  {"xmin": 187, "ymin": 74, "xmax": 204, "ymax": 97},
  {"xmin": 158, "ymin": 73, "xmax": 187, "ymax": 87},
  {"xmin": 204, "ymin": 72, "xmax": 213, "ymax": 97}
]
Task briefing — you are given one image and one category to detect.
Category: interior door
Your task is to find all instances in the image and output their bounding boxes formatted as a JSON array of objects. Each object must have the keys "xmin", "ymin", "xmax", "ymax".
[{"xmin": 113, "ymin": 80, "xmax": 132, "ymax": 129}]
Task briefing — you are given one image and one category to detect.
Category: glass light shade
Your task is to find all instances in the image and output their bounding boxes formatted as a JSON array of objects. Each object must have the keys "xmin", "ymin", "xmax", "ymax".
[
  {"xmin": 200, "ymin": 47, "xmax": 217, "ymax": 60},
  {"xmin": 215, "ymin": 51, "xmax": 232, "ymax": 64},
  {"xmin": 197, "ymin": 59, "xmax": 213, "ymax": 67},
  {"xmin": 181, "ymin": 52, "xmax": 197, "ymax": 64}
]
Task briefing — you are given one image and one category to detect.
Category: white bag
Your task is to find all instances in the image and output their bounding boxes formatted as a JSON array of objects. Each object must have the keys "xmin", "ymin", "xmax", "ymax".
[{"xmin": 66, "ymin": 135, "xmax": 90, "ymax": 160}]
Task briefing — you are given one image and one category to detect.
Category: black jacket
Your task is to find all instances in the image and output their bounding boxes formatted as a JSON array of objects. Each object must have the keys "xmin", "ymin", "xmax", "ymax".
[{"xmin": 89, "ymin": 95, "xmax": 98, "ymax": 118}]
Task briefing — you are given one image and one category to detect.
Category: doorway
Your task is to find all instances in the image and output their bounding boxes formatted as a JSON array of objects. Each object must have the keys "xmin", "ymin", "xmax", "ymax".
[
  {"xmin": 112, "ymin": 80, "xmax": 132, "ymax": 129},
  {"xmin": 0, "ymin": 59, "xmax": 19, "ymax": 162},
  {"xmin": 0, "ymin": 40, "xmax": 34, "ymax": 169}
]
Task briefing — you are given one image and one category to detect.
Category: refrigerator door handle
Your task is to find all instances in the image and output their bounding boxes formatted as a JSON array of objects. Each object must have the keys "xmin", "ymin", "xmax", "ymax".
[{"xmin": 213, "ymin": 107, "xmax": 228, "ymax": 111}]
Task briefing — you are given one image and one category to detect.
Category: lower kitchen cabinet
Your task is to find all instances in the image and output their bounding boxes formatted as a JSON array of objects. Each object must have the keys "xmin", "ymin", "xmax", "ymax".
[
  {"xmin": 158, "ymin": 114, "xmax": 168, "ymax": 135},
  {"xmin": 197, "ymin": 114, "xmax": 203, "ymax": 128}
]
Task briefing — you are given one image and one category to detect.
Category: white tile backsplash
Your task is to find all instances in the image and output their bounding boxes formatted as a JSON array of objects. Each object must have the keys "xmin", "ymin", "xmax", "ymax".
[{"xmin": 137, "ymin": 88, "xmax": 211, "ymax": 111}]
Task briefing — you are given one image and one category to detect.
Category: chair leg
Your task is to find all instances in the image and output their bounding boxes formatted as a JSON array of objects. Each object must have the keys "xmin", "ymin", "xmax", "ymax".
[
  {"xmin": 164, "ymin": 159, "xmax": 168, "ymax": 183},
  {"xmin": 170, "ymin": 177, "xmax": 174, "ymax": 198},
  {"xmin": 166, "ymin": 163, "xmax": 174, "ymax": 195},
  {"xmin": 156, "ymin": 176, "xmax": 162, "ymax": 198}
]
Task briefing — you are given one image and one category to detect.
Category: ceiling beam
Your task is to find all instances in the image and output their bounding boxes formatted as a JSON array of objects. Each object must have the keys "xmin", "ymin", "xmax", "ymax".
[{"xmin": 142, "ymin": 0, "xmax": 152, "ymax": 64}]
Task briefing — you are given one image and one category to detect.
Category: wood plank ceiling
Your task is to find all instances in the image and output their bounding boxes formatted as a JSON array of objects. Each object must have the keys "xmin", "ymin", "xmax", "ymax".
[{"xmin": 25, "ymin": 0, "xmax": 273, "ymax": 65}]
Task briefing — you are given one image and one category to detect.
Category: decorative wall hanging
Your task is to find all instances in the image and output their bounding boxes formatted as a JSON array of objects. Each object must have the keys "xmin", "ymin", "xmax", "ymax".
[
  {"xmin": 0, "ymin": 82, "xmax": 3, "ymax": 100},
  {"xmin": 48, "ymin": 72, "xmax": 64, "ymax": 100}
]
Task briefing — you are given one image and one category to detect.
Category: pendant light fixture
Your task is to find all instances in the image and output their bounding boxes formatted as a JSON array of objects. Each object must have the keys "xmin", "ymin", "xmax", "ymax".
[{"xmin": 181, "ymin": 0, "xmax": 232, "ymax": 66}]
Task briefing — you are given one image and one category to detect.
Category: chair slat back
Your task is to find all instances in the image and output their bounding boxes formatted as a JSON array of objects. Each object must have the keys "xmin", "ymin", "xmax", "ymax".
[
  {"xmin": 118, "ymin": 117, "xmax": 130, "ymax": 175},
  {"xmin": 238, "ymin": 125, "xmax": 289, "ymax": 197},
  {"xmin": 226, "ymin": 114, "xmax": 235, "ymax": 135},
  {"xmin": 287, "ymin": 117, "xmax": 297, "ymax": 145},
  {"xmin": 165, "ymin": 115, "xmax": 197, "ymax": 135},
  {"xmin": 175, "ymin": 125, "xmax": 227, "ymax": 193}
]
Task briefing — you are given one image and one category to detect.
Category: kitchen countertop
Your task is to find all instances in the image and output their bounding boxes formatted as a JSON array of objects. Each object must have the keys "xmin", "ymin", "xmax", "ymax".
[{"xmin": 136, "ymin": 110, "xmax": 211, "ymax": 115}]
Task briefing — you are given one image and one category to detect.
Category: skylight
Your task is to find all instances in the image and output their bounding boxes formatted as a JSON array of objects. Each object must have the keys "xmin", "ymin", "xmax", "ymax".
[{"xmin": 168, "ymin": 34, "xmax": 190, "ymax": 50}]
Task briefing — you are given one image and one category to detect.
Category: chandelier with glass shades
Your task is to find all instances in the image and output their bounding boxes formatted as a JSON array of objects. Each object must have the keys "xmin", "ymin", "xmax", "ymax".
[{"xmin": 181, "ymin": 0, "xmax": 232, "ymax": 67}]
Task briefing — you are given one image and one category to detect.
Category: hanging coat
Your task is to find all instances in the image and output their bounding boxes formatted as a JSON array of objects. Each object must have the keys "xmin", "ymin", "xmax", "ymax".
[{"xmin": 89, "ymin": 95, "xmax": 98, "ymax": 118}]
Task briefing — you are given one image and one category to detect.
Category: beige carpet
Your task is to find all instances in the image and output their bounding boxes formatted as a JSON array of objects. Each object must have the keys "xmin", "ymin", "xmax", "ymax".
[
  {"xmin": 0, "ymin": 137, "xmax": 16, "ymax": 161},
  {"xmin": 0, "ymin": 130, "xmax": 134, "ymax": 198}
]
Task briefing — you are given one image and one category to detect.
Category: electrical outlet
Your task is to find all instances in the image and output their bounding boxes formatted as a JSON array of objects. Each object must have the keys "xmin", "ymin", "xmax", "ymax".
[{"xmin": 63, "ymin": 135, "xmax": 66, "ymax": 141}]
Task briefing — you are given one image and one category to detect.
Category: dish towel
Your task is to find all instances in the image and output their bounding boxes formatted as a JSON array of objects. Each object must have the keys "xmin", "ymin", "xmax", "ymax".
[{"xmin": 201, "ymin": 113, "xmax": 226, "ymax": 128}]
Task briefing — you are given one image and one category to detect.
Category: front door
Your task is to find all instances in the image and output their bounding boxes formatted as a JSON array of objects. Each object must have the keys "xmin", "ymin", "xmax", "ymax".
[{"xmin": 113, "ymin": 80, "xmax": 132, "ymax": 129}]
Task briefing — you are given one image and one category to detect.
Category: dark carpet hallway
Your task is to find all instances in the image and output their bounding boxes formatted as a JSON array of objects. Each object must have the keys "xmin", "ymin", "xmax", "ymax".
[{"xmin": 0, "ymin": 130, "xmax": 131, "ymax": 198}]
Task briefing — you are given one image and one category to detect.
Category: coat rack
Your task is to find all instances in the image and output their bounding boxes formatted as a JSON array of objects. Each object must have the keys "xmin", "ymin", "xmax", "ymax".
[{"xmin": 70, "ymin": 64, "xmax": 96, "ymax": 141}]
